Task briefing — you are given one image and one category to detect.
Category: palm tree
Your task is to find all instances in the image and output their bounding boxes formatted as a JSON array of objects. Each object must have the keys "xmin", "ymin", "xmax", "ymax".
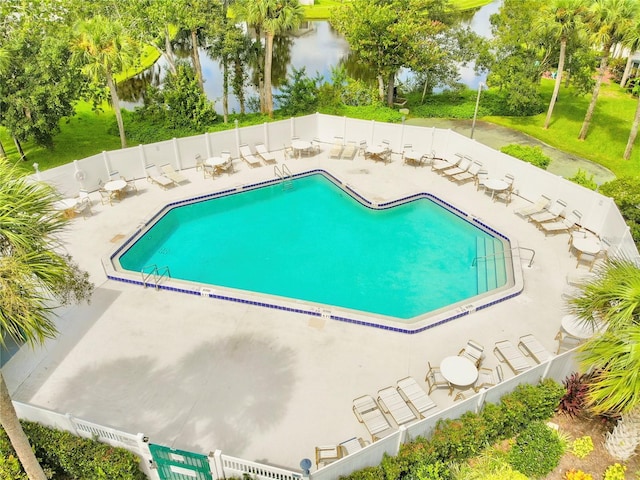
[
  {"xmin": 619, "ymin": 21, "xmax": 640, "ymax": 89},
  {"xmin": 0, "ymin": 159, "xmax": 93, "ymax": 479},
  {"xmin": 624, "ymin": 81, "xmax": 640, "ymax": 160},
  {"xmin": 569, "ymin": 258, "xmax": 640, "ymax": 459},
  {"xmin": 236, "ymin": 0, "xmax": 303, "ymax": 117},
  {"xmin": 539, "ymin": 0, "xmax": 588, "ymax": 130},
  {"xmin": 72, "ymin": 16, "xmax": 138, "ymax": 149},
  {"xmin": 578, "ymin": 0, "xmax": 639, "ymax": 140}
]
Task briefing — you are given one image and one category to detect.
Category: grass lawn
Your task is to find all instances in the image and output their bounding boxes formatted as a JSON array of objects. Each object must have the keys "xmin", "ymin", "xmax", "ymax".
[
  {"xmin": 485, "ymin": 79, "xmax": 640, "ymax": 178},
  {"xmin": 303, "ymin": 0, "xmax": 491, "ymax": 19},
  {"xmin": 0, "ymin": 102, "xmax": 120, "ymax": 174}
]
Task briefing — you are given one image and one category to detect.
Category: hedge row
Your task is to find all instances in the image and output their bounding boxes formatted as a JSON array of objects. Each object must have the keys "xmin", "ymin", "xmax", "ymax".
[
  {"xmin": 1, "ymin": 421, "xmax": 147, "ymax": 479},
  {"xmin": 340, "ymin": 379, "xmax": 565, "ymax": 480}
]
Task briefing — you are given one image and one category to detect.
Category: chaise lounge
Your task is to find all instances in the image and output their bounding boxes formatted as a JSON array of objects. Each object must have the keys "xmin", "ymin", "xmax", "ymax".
[
  {"xmin": 396, "ymin": 376, "xmax": 438, "ymax": 418},
  {"xmin": 377, "ymin": 386, "xmax": 419, "ymax": 426},
  {"xmin": 352, "ymin": 395, "xmax": 395, "ymax": 441},
  {"xmin": 493, "ymin": 339, "xmax": 531, "ymax": 374}
]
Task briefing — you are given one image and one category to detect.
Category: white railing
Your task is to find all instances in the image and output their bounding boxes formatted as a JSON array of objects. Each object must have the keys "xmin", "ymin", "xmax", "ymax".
[{"xmin": 212, "ymin": 450, "xmax": 304, "ymax": 480}]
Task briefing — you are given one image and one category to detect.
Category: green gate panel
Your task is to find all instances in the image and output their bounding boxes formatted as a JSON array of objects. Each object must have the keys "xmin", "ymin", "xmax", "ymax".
[{"xmin": 149, "ymin": 443, "xmax": 213, "ymax": 480}]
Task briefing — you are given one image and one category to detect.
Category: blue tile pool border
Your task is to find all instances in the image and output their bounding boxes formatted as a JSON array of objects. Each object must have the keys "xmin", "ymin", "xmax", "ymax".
[{"xmin": 106, "ymin": 169, "xmax": 523, "ymax": 334}]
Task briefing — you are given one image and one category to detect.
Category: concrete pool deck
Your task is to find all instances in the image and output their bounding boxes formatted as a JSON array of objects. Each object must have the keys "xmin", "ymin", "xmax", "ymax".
[{"xmin": 2, "ymin": 145, "xmax": 589, "ymax": 471}]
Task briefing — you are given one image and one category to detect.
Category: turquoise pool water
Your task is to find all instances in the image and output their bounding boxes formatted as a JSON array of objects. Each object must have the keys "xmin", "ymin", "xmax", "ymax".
[{"xmin": 119, "ymin": 175, "xmax": 507, "ymax": 319}]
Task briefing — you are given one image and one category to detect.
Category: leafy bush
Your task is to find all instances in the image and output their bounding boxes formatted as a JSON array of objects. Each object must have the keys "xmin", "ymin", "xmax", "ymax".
[
  {"xmin": 507, "ymin": 421, "xmax": 566, "ymax": 477},
  {"xmin": 571, "ymin": 436, "xmax": 594, "ymax": 459},
  {"xmin": 598, "ymin": 176, "xmax": 640, "ymax": 245},
  {"xmin": 568, "ymin": 169, "xmax": 597, "ymax": 190},
  {"xmin": 0, "ymin": 421, "xmax": 147, "ymax": 480},
  {"xmin": 500, "ymin": 144, "xmax": 551, "ymax": 170},
  {"xmin": 274, "ymin": 67, "xmax": 319, "ymax": 116},
  {"xmin": 603, "ymin": 463, "xmax": 626, "ymax": 480},
  {"xmin": 564, "ymin": 469, "xmax": 594, "ymax": 480},
  {"xmin": 559, "ymin": 372, "xmax": 589, "ymax": 417},
  {"xmin": 453, "ymin": 445, "xmax": 528, "ymax": 480},
  {"xmin": 338, "ymin": 465, "xmax": 385, "ymax": 480}
]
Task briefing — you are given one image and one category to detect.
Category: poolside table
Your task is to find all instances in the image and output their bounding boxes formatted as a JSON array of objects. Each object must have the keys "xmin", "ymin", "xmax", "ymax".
[
  {"xmin": 571, "ymin": 235, "xmax": 601, "ymax": 257},
  {"xmin": 54, "ymin": 198, "xmax": 78, "ymax": 218},
  {"xmin": 104, "ymin": 179, "xmax": 127, "ymax": 199},
  {"xmin": 561, "ymin": 314, "xmax": 605, "ymax": 340},
  {"xmin": 403, "ymin": 150, "xmax": 427, "ymax": 167},
  {"xmin": 440, "ymin": 356, "xmax": 478, "ymax": 388},
  {"xmin": 483, "ymin": 178, "xmax": 509, "ymax": 200},
  {"xmin": 291, "ymin": 139, "xmax": 312, "ymax": 158}
]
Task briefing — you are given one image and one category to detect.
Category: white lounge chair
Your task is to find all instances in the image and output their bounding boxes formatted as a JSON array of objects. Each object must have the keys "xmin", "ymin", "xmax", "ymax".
[
  {"xmin": 529, "ymin": 199, "xmax": 567, "ymax": 224},
  {"xmin": 432, "ymin": 152, "xmax": 463, "ymax": 173},
  {"xmin": 518, "ymin": 334, "xmax": 554, "ymax": 364},
  {"xmin": 146, "ymin": 164, "xmax": 175, "ymax": 189},
  {"xmin": 377, "ymin": 386, "xmax": 418, "ymax": 426},
  {"xmin": 160, "ymin": 164, "xmax": 188, "ymax": 184},
  {"xmin": 314, "ymin": 445, "xmax": 344, "ymax": 467},
  {"xmin": 341, "ymin": 141, "xmax": 357, "ymax": 160},
  {"xmin": 514, "ymin": 194, "xmax": 551, "ymax": 218},
  {"xmin": 450, "ymin": 161, "xmax": 482, "ymax": 184},
  {"xmin": 396, "ymin": 377, "xmax": 437, "ymax": 418},
  {"xmin": 352, "ymin": 395, "xmax": 395, "ymax": 441},
  {"xmin": 538, "ymin": 210, "xmax": 582, "ymax": 236},
  {"xmin": 493, "ymin": 340, "xmax": 531, "ymax": 374},
  {"xmin": 329, "ymin": 137, "xmax": 344, "ymax": 159},
  {"xmin": 443, "ymin": 155, "xmax": 473, "ymax": 178},
  {"xmin": 239, "ymin": 144, "xmax": 262, "ymax": 168},
  {"xmin": 255, "ymin": 143, "xmax": 277, "ymax": 165}
]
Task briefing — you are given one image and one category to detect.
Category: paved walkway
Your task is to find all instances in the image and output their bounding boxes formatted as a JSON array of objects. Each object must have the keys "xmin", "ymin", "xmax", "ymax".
[{"xmin": 406, "ymin": 118, "xmax": 615, "ymax": 185}]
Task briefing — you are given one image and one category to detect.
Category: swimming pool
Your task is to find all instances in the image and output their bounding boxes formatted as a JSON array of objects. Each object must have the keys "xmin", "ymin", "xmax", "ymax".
[{"xmin": 113, "ymin": 172, "xmax": 515, "ymax": 326}]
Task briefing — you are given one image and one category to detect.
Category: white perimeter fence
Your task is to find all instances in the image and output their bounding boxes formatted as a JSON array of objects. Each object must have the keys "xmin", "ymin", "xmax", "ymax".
[
  {"xmin": 33, "ymin": 113, "xmax": 639, "ymax": 261},
  {"xmin": 13, "ymin": 350, "xmax": 578, "ymax": 480}
]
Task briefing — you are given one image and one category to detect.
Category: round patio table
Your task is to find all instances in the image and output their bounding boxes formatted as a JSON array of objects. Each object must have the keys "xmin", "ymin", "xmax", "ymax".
[
  {"xmin": 561, "ymin": 314, "xmax": 605, "ymax": 340},
  {"xmin": 440, "ymin": 356, "xmax": 478, "ymax": 387},
  {"xmin": 291, "ymin": 140, "xmax": 311, "ymax": 157},
  {"xmin": 571, "ymin": 236, "xmax": 601, "ymax": 256},
  {"xmin": 483, "ymin": 178, "xmax": 508, "ymax": 199},
  {"xmin": 206, "ymin": 156, "xmax": 225, "ymax": 167}
]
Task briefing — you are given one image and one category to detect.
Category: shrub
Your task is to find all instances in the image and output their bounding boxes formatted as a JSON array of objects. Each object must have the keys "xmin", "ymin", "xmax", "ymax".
[
  {"xmin": 15, "ymin": 421, "xmax": 146, "ymax": 479},
  {"xmin": 603, "ymin": 463, "xmax": 626, "ymax": 480},
  {"xmin": 564, "ymin": 469, "xmax": 594, "ymax": 480},
  {"xmin": 568, "ymin": 169, "xmax": 597, "ymax": 190},
  {"xmin": 413, "ymin": 461, "xmax": 451, "ymax": 480},
  {"xmin": 274, "ymin": 67, "xmax": 319, "ymax": 116},
  {"xmin": 338, "ymin": 465, "xmax": 385, "ymax": 480},
  {"xmin": 559, "ymin": 372, "xmax": 589, "ymax": 417},
  {"xmin": 453, "ymin": 445, "xmax": 528, "ymax": 480},
  {"xmin": 500, "ymin": 144, "xmax": 551, "ymax": 170},
  {"xmin": 507, "ymin": 421, "xmax": 566, "ymax": 477},
  {"xmin": 571, "ymin": 436, "xmax": 594, "ymax": 459}
]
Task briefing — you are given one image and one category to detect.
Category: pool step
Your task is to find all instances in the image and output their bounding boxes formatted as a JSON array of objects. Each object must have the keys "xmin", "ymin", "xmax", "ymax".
[{"xmin": 476, "ymin": 237, "xmax": 507, "ymax": 293}]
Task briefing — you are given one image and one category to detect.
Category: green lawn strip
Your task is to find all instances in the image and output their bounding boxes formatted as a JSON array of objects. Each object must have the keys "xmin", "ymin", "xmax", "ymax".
[
  {"xmin": 1, "ymin": 102, "xmax": 120, "ymax": 174},
  {"xmin": 484, "ymin": 79, "xmax": 640, "ymax": 179},
  {"xmin": 303, "ymin": 0, "xmax": 491, "ymax": 20}
]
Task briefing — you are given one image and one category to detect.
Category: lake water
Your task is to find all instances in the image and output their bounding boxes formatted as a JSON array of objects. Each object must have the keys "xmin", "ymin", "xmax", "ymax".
[{"xmin": 118, "ymin": 0, "xmax": 503, "ymax": 113}]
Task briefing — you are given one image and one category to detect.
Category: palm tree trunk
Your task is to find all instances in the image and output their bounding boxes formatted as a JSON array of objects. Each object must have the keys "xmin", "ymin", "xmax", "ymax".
[
  {"xmin": 544, "ymin": 39, "xmax": 566, "ymax": 130},
  {"xmin": 1, "ymin": 373, "xmax": 48, "ymax": 480},
  {"xmin": 190, "ymin": 29, "xmax": 204, "ymax": 92},
  {"xmin": 377, "ymin": 75, "xmax": 385, "ymax": 103},
  {"xmin": 264, "ymin": 32, "xmax": 274, "ymax": 117},
  {"xmin": 578, "ymin": 48, "xmax": 610, "ymax": 140},
  {"xmin": 234, "ymin": 59, "xmax": 246, "ymax": 115},
  {"xmin": 620, "ymin": 55, "xmax": 633, "ymax": 88},
  {"xmin": 164, "ymin": 25, "xmax": 177, "ymax": 75},
  {"xmin": 222, "ymin": 55, "xmax": 229, "ymax": 123},
  {"xmin": 106, "ymin": 71, "xmax": 127, "ymax": 149},
  {"xmin": 0, "ymin": 138, "xmax": 6, "ymax": 158},
  {"xmin": 624, "ymin": 94, "xmax": 640, "ymax": 159},
  {"xmin": 604, "ymin": 406, "xmax": 640, "ymax": 460}
]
